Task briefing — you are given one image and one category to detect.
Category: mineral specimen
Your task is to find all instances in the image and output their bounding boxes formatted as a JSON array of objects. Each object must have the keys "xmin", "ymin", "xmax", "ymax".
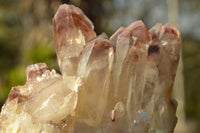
[{"xmin": 0, "ymin": 4, "xmax": 181, "ymax": 133}]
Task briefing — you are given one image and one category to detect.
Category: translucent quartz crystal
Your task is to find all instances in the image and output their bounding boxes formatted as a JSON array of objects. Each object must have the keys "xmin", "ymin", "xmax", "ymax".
[
  {"xmin": 53, "ymin": 4, "xmax": 96, "ymax": 77},
  {"xmin": 0, "ymin": 4, "xmax": 180, "ymax": 133},
  {"xmin": 75, "ymin": 34, "xmax": 114, "ymax": 126},
  {"xmin": 0, "ymin": 63, "xmax": 77, "ymax": 132},
  {"xmin": 100, "ymin": 21, "xmax": 180, "ymax": 133}
]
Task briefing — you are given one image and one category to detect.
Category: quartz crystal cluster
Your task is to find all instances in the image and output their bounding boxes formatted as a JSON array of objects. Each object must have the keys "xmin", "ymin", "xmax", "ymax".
[{"xmin": 0, "ymin": 4, "xmax": 181, "ymax": 133}]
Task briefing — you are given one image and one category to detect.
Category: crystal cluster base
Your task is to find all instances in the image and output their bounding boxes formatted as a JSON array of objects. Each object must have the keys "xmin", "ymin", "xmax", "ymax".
[{"xmin": 0, "ymin": 4, "xmax": 181, "ymax": 133}]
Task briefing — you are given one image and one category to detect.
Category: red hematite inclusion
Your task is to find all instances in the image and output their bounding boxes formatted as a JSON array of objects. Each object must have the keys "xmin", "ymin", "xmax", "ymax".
[{"xmin": 0, "ymin": 4, "xmax": 181, "ymax": 133}]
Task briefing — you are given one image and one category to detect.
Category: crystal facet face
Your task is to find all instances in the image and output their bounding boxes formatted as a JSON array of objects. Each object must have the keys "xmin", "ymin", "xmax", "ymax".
[{"xmin": 0, "ymin": 4, "xmax": 181, "ymax": 133}]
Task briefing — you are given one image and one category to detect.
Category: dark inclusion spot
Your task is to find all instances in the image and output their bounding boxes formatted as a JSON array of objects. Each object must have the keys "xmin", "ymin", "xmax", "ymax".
[{"xmin": 148, "ymin": 45, "xmax": 159, "ymax": 56}]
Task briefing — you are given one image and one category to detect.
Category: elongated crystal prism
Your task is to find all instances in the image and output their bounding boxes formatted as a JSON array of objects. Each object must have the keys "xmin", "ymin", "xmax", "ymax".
[{"xmin": 53, "ymin": 4, "xmax": 96, "ymax": 77}]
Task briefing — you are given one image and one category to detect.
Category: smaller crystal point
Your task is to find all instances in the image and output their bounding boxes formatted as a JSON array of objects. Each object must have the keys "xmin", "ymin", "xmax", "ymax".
[
  {"xmin": 75, "ymin": 35, "xmax": 114, "ymax": 126},
  {"xmin": 162, "ymin": 21, "xmax": 180, "ymax": 38},
  {"xmin": 26, "ymin": 63, "xmax": 49, "ymax": 81},
  {"xmin": 117, "ymin": 20, "xmax": 149, "ymax": 45},
  {"xmin": 110, "ymin": 26, "xmax": 126, "ymax": 47},
  {"xmin": 149, "ymin": 23, "xmax": 163, "ymax": 44}
]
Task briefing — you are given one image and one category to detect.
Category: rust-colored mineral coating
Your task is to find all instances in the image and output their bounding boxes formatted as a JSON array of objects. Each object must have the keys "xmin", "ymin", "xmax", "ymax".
[
  {"xmin": 53, "ymin": 4, "xmax": 97, "ymax": 77},
  {"xmin": 53, "ymin": 4, "xmax": 96, "ymax": 54},
  {"xmin": 26, "ymin": 63, "xmax": 49, "ymax": 81},
  {"xmin": 117, "ymin": 21, "xmax": 151, "ymax": 46},
  {"xmin": 6, "ymin": 86, "xmax": 29, "ymax": 103}
]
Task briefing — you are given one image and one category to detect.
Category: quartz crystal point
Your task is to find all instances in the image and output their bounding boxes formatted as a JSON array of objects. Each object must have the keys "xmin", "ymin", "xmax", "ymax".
[
  {"xmin": 0, "ymin": 4, "xmax": 181, "ymax": 133},
  {"xmin": 75, "ymin": 34, "xmax": 114, "ymax": 126},
  {"xmin": 53, "ymin": 4, "xmax": 96, "ymax": 77}
]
